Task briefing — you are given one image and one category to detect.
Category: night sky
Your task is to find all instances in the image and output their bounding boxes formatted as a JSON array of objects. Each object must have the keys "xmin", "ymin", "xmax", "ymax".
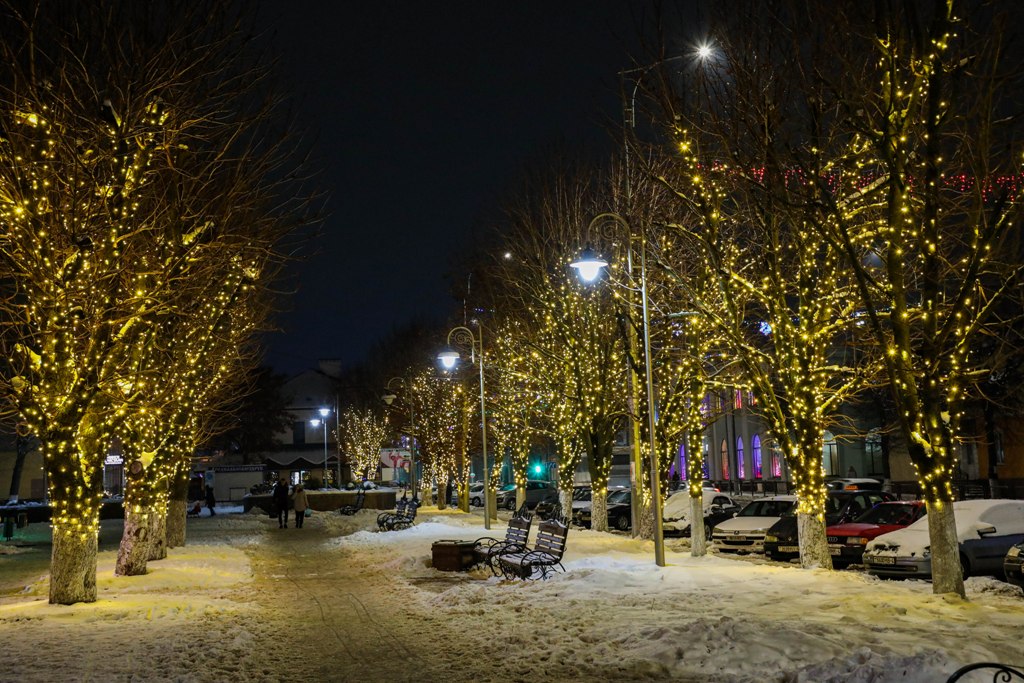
[{"xmin": 258, "ymin": 2, "xmax": 658, "ymax": 378}]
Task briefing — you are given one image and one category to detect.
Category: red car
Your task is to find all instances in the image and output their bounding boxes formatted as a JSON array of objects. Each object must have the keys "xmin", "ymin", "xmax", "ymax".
[{"xmin": 826, "ymin": 501, "xmax": 927, "ymax": 568}]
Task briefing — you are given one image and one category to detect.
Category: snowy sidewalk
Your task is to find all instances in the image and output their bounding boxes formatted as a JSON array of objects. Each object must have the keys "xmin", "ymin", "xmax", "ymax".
[{"xmin": 1, "ymin": 507, "xmax": 1024, "ymax": 681}]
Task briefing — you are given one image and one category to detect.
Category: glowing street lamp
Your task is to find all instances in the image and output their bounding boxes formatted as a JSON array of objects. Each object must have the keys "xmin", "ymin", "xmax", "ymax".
[
  {"xmin": 311, "ymin": 406, "xmax": 330, "ymax": 488},
  {"xmin": 572, "ymin": 212, "xmax": 666, "ymax": 567},
  {"xmin": 437, "ymin": 326, "xmax": 491, "ymax": 530}
]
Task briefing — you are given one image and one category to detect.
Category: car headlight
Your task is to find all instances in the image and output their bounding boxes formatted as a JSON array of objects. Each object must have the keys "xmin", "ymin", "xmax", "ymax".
[
  {"xmin": 764, "ymin": 535, "xmax": 778, "ymax": 542},
  {"xmin": 1009, "ymin": 546, "xmax": 1021, "ymax": 558},
  {"xmin": 848, "ymin": 537, "xmax": 867, "ymax": 545}
]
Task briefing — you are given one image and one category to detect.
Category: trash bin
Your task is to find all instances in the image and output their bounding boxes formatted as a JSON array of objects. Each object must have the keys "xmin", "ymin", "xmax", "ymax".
[{"xmin": 16, "ymin": 512, "xmax": 28, "ymax": 528}]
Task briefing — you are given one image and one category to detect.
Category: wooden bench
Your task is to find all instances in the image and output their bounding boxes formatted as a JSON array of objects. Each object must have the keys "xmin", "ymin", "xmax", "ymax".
[
  {"xmin": 377, "ymin": 496, "xmax": 409, "ymax": 530},
  {"xmin": 339, "ymin": 489, "xmax": 365, "ymax": 516},
  {"xmin": 379, "ymin": 497, "xmax": 421, "ymax": 531},
  {"xmin": 496, "ymin": 515, "xmax": 569, "ymax": 580},
  {"xmin": 473, "ymin": 505, "xmax": 533, "ymax": 575}
]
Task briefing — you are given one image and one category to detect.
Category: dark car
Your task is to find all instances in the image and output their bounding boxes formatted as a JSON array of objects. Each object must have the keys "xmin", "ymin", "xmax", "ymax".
[
  {"xmin": 764, "ymin": 490, "xmax": 895, "ymax": 561},
  {"xmin": 494, "ymin": 480, "xmax": 557, "ymax": 511},
  {"xmin": 826, "ymin": 500, "xmax": 927, "ymax": 568},
  {"xmin": 574, "ymin": 489, "xmax": 632, "ymax": 531},
  {"xmin": 1004, "ymin": 542, "xmax": 1024, "ymax": 592}
]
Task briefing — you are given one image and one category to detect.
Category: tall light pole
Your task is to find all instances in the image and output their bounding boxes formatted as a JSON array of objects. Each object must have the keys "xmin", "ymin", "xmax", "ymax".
[
  {"xmin": 383, "ymin": 377, "xmax": 417, "ymax": 495},
  {"xmin": 438, "ymin": 325, "xmax": 491, "ymax": 531},
  {"xmin": 571, "ymin": 212, "xmax": 666, "ymax": 567},
  {"xmin": 311, "ymin": 406, "xmax": 330, "ymax": 488}
]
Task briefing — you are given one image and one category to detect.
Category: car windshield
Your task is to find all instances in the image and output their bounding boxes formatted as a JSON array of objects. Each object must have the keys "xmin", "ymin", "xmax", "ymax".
[
  {"xmin": 854, "ymin": 503, "xmax": 918, "ymax": 526},
  {"xmin": 574, "ymin": 488, "xmax": 592, "ymax": 501},
  {"xmin": 825, "ymin": 496, "xmax": 848, "ymax": 515},
  {"xmin": 607, "ymin": 490, "xmax": 630, "ymax": 504},
  {"xmin": 738, "ymin": 499, "xmax": 794, "ymax": 517}
]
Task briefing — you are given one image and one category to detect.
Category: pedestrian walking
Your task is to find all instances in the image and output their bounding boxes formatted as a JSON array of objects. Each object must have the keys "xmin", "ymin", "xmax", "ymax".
[
  {"xmin": 205, "ymin": 484, "xmax": 217, "ymax": 516},
  {"xmin": 292, "ymin": 484, "xmax": 309, "ymax": 528},
  {"xmin": 273, "ymin": 478, "xmax": 290, "ymax": 528}
]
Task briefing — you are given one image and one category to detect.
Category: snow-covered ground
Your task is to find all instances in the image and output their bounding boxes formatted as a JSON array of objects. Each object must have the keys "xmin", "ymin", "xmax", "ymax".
[{"xmin": 1, "ymin": 504, "xmax": 1023, "ymax": 682}]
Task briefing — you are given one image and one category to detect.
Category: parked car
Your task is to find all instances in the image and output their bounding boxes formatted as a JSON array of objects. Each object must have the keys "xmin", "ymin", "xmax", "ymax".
[
  {"xmin": 826, "ymin": 501, "xmax": 927, "ymax": 568},
  {"xmin": 712, "ymin": 495, "xmax": 797, "ymax": 553},
  {"xmin": 662, "ymin": 491, "xmax": 740, "ymax": 538},
  {"xmin": 573, "ymin": 489, "xmax": 632, "ymax": 530},
  {"xmin": 494, "ymin": 480, "xmax": 557, "ymax": 510},
  {"xmin": 864, "ymin": 499, "xmax": 1024, "ymax": 579},
  {"xmin": 764, "ymin": 490, "xmax": 895, "ymax": 561},
  {"xmin": 1004, "ymin": 542, "xmax": 1024, "ymax": 593}
]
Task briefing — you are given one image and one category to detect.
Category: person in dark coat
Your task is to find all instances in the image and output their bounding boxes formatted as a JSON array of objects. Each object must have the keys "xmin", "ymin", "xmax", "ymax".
[
  {"xmin": 205, "ymin": 485, "xmax": 216, "ymax": 516},
  {"xmin": 272, "ymin": 478, "xmax": 291, "ymax": 528}
]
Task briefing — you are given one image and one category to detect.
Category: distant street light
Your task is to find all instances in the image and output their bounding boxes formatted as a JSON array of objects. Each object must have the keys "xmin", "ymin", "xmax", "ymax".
[
  {"xmin": 383, "ymin": 377, "xmax": 417, "ymax": 494},
  {"xmin": 311, "ymin": 406, "xmax": 330, "ymax": 488},
  {"xmin": 438, "ymin": 325, "xmax": 491, "ymax": 530},
  {"xmin": 572, "ymin": 212, "xmax": 666, "ymax": 567}
]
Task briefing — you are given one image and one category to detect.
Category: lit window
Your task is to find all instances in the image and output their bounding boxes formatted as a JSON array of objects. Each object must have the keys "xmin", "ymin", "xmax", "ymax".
[
  {"xmin": 721, "ymin": 439, "xmax": 729, "ymax": 480},
  {"xmin": 736, "ymin": 437, "xmax": 745, "ymax": 479},
  {"xmin": 752, "ymin": 435, "xmax": 762, "ymax": 479}
]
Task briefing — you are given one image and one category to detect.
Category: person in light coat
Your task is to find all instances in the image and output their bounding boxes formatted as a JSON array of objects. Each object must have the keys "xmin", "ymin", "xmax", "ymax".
[{"xmin": 292, "ymin": 484, "xmax": 309, "ymax": 529}]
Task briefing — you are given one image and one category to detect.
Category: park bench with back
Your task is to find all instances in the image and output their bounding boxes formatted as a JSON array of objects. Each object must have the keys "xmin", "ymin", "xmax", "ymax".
[
  {"xmin": 339, "ymin": 489, "xmax": 365, "ymax": 516},
  {"xmin": 385, "ymin": 496, "xmax": 421, "ymax": 531},
  {"xmin": 377, "ymin": 496, "xmax": 409, "ymax": 530},
  {"xmin": 473, "ymin": 504, "xmax": 533, "ymax": 575},
  {"xmin": 495, "ymin": 513, "xmax": 569, "ymax": 580}
]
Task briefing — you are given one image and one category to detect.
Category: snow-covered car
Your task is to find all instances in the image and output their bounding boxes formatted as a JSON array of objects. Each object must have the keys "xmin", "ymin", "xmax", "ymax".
[
  {"xmin": 825, "ymin": 500, "xmax": 926, "ymax": 568},
  {"xmin": 662, "ymin": 491, "xmax": 740, "ymax": 538},
  {"xmin": 1003, "ymin": 542, "xmax": 1024, "ymax": 593},
  {"xmin": 712, "ymin": 495, "xmax": 797, "ymax": 554},
  {"xmin": 863, "ymin": 499, "xmax": 1024, "ymax": 579}
]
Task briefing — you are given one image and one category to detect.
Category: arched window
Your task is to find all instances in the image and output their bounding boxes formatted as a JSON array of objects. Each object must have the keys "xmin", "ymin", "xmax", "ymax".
[
  {"xmin": 734, "ymin": 389, "xmax": 743, "ymax": 410},
  {"xmin": 721, "ymin": 439, "xmax": 730, "ymax": 479},
  {"xmin": 736, "ymin": 437, "xmax": 745, "ymax": 479},
  {"xmin": 752, "ymin": 435, "xmax": 763, "ymax": 479},
  {"xmin": 822, "ymin": 431, "xmax": 839, "ymax": 476},
  {"xmin": 677, "ymin": 442, "xmax": 687, "ymax": 480},
  {"xmin": 771, "ymin": 443, "xmax": 782, "ymax": 478}
]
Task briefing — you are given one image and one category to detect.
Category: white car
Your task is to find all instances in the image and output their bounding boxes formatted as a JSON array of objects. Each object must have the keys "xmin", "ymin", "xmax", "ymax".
[
  {"xmin": 863, "ymin": 498, "xmax": 1024, "ymax": 579},
  {"xmin": 712, "ymin": 495, "xmax": 797, "ymax": 553},
  {"xmin": 663, "ymin": 491, "xmax": 739, "ymax": 538}
]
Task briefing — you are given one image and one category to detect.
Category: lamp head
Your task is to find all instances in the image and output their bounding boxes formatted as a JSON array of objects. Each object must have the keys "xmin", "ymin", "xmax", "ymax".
[
  {"xmin": 382, "ymin": 393, "xmax": 397, "ymax": 406},
  {"xmin": 319, "ymin": 407, "xmax": 330, "ymax": 418},
  {"xmin": 438, "ymin": 348, "xmax": 460, "ymax": 370},
  {"xmin": 310, "ymin": 418, "xmax": 321, "ymax": 428},
  {"xmin": 570, "ymin": 246, "xmax": 608, "ymax": 283}
]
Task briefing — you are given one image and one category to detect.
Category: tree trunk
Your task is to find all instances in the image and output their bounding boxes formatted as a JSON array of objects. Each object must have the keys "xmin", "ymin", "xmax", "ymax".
[
  {"xmin": 928, "ymin": 501, "xmax": 965, "ymax": 597},
  {"xmin": 116, "ymin": 507, "xmax": 151, "ymax": 576},
  {"xmin": 690, "ymin": 494, "xmax": 707, "ymax": 557},
  {"xmin": 458, "ymin": 484, "xmax": 469, "ymax": 513},
  {"xmin": 516, "ymin": 484, "xmax": 525, "ymax": 511},
  {"xmin": 147, "ymin": 506, "xmax": 167, "ymax": 561},
  {"xmin": 50, "ymin": 527, "xmax": 98, "ymax": 604},
  {"xmin": 797, "ymin": 512, "xmax": 833, "ymax": 569},
  {"xmin": 591, "ymin": 489, "xmax": 608, "ymax": 532},
  {"xmin": 166, "ymin": 467, "xmax": 189, "ymax": 548},
  {"xmin": 558, "ymin": 488, "xmax": 572, "ymax": 522},
  {"xmin": 636, "ymin": 492, "xmax": 654, "ymax": 539}
]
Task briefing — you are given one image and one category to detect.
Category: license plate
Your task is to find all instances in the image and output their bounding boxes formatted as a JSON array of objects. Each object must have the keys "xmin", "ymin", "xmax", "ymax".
[
  {"xmin": 830, "ymin": 547, "xmax": 841, "ymax": 556},
  {"xmin": 871, "ymin": 555, "xmax": 896, "ymax": 565},
  {"xmin": 778, "ymin": 545, "xmax": 798, "ymax": 553}
]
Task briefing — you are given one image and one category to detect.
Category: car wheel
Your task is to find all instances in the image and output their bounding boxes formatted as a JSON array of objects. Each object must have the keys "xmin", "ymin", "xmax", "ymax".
[
  {"xmin": 506, "ymin": 498, "xmax": 517, "ymax": 511},
  {"xmin": 960, "ymin": 553, "xmax": 971, "ymax": 580},
  {"xmin": 832, "ymin": 561, "xmax": 848, "ymax": 570},
  {"xmin": 471, "ymin": 497, "xmax": 481, "ymax": 507},
  {"xmin": 614, "ymin": 514, "xmax": 630, "ymax": 531}
]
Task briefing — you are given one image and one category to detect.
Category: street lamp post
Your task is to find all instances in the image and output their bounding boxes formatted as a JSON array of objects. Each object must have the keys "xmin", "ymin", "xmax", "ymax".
[
  {"xmin": 383, "ymin": 377, "xmax": 417, "ymax": 495},
  {"xmin": 571, "ymin": 212, "xmax": 666, "ymax": 567},
  {"xmin": 438, "ymin": 325, "xmax": 491, "ymax": 531},
  {"xmin": 310, "ymin": 406, "xmax": 330, "ymax": 488}
]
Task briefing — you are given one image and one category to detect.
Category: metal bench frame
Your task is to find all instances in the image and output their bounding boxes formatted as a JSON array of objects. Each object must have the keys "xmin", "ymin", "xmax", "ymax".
[
  {"xmin": 473, "ymin": 504, "xmax": 533, "ymax": 575},
  {"xmin": 377, "ymin": 496, "xmax": 409, "ymax": 530},
  {"xmin": 946, "ymin": 663, "xmax": 1024, "ymax": 682},
  {"xmin": 496, "ymin": 514, "xmax": 569, "ymax": 580},
  {"xmin": 339, "ymin": 489, "xmax": 365, "ymax": 516}
]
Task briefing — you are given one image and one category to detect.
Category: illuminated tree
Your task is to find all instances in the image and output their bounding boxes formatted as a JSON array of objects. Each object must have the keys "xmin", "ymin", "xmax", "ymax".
[
  {"xmin": 649, "ymin": 0, "xmax": 1024, "ymax": 594},
  {"xmin": 486, "ymin": 168, "xmax": 626, "ymax": 530},
  {"xmin": 339, "ymin": 407, "xmax": 390, "ymax": 483},
  {"xmin": 409, "ymin": 367, "xmax": 463, "ymax": 509},
  {"xmin": 0, "ymin": 2, "xmax": 314, "ymax": 602}
]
